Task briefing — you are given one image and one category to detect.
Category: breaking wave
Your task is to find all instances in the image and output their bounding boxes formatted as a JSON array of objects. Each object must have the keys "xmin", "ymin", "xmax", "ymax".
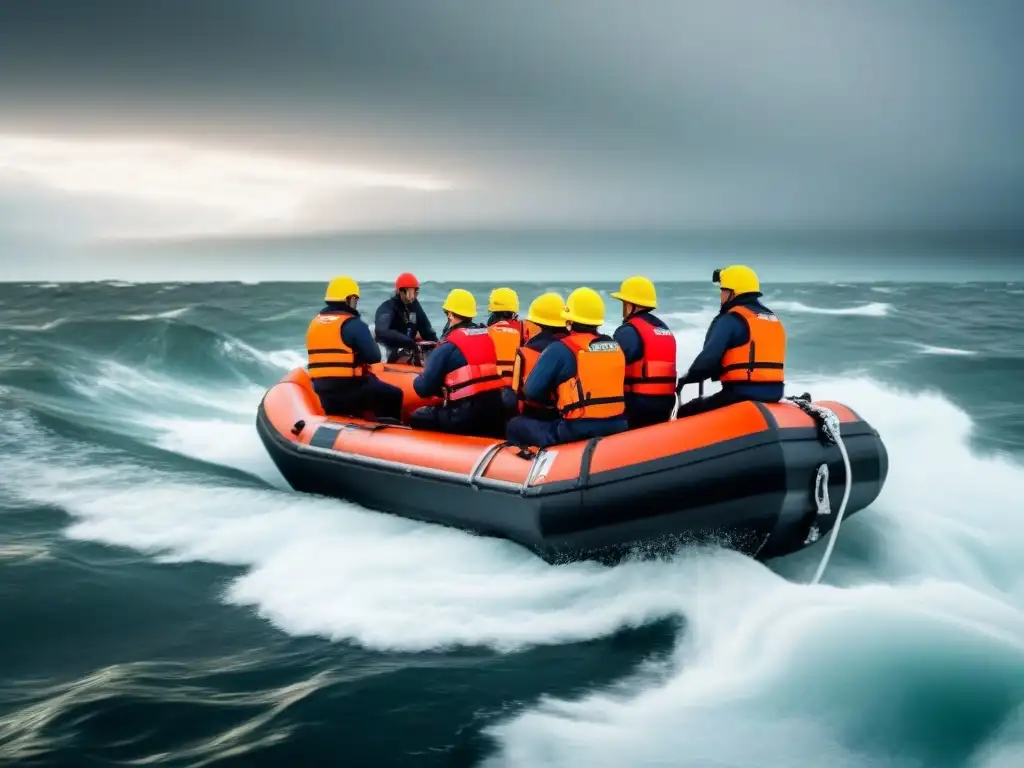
[
  {"xmin": 1, "ymin": 283, "xmax": 1022, "ymax": 767},
  {"xmin": 772, "ymin": 300, "xmax": 891, "ymax": 317}
]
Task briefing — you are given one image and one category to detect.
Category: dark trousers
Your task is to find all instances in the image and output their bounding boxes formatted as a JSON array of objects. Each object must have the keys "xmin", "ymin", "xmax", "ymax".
[
  {"xmin": 409, "ymin": 391, "xmax": 507, "ymax": 438},
  {"xmin": 506, "ymin": 415, "xmax": 628, "ymax": 449},
  {"xmin": 386, "ymin": 347, "xmax": 414, "ymax": 364},
  {"xmin": 313, "ymin": 376, "xmax": 404, "ymax": 420},
  {"xmin": 624, "ymin": 394, "xmax": 675, "ymax": 429},
  {"xmin": 499, "ymin": 387, "xmax": 556, "ymax": 421}
]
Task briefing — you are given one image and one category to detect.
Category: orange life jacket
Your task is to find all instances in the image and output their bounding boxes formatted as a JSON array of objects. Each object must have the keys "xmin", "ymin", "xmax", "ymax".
[
  {"xmin": 521, "ymin": 319, "xmax": 543, "ymax": 344},
  {"xmin": 487, "ymin": 319, "xmax": 523, "ymax": 381},
  {"xmin": 442, "ymin": 327, "xmax": 506, "ymax": 403},
  {"xmin": 511, "ymin": 345, "xmax": 539, "ymax": 400},
  {"xmin": 511, "ymin": 341, "xmax": 556, "ymax": 416},
  {"xmin": 305, "ymin": 312, "xmax": 366, "ymax": 379},
  {"xmin": 719, "ymin": 304, "xmax": 786, "ymax": 383},
  {"xmin": 555, "ymin": 333, "xmax": 626, "ymax": 420},
  {"xmin": 623, "ymin": 314, "xmax": 678, "ymax": 396}
]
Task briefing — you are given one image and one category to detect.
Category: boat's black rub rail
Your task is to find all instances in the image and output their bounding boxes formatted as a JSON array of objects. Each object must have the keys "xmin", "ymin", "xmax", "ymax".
[
  {"xmin": 260, "ymin": 409, "xmax": 524, "ymax": 493},
  {"xmin": 257, "ymin": 397, "xmax": 887, "ymax": 562},
  {"xmin": 257, "ymin": 400, "xmax": 877, "ymax": 498}
]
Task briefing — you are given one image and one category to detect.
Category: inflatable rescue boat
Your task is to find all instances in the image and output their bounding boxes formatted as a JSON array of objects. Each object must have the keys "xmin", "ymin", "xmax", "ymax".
[{"xmin": 256, "ymin": 364, "xmax": 888, "ymax": 564}]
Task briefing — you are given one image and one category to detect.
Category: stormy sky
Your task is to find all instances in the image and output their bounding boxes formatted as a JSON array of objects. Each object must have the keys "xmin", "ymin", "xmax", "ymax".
[{"xmin": 1, "ymin": 0, "xmax": 1023, "ymax": 280}]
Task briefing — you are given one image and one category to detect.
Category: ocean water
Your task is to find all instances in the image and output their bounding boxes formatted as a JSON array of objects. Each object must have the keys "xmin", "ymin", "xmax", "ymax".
[{"xmin": 1, "ymin": 279, "xmax": 1023, "ymax": 767}]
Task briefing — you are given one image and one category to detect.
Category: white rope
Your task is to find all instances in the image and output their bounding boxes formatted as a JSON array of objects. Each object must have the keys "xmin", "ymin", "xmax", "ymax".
[
  {"xmin": 671, "ymin": 385, "xmax": 851, "ymax": 583},
  {"xmin": 788, "ymin": 400, "xmax": 852, "ymax": 585},
  {"xmin": 670, "ymin": 380, "xmax": 704, "ymax": 421}
]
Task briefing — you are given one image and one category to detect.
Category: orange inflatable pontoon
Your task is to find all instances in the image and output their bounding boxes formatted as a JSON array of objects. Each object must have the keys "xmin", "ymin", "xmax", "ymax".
[{"xmin": 256, "ymin": 363, "xmax": 888, "ymax": 564}]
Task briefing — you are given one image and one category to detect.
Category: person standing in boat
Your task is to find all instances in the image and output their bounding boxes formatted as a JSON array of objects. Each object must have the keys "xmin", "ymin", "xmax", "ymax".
[
  {"xmin": 306, "ymin": 276, "xmax": 404, "ymax": 421},
  {"xmin": 502, "ymin": 292, "xmax": 568, "ymax": 421},
  {"xmin": 610, "ymin": 275, "xmax": 678, "ymax": 428},
  {"xmin": 409, "ymin": 288, "xmax": 507, "ymax": 437},
  {"xmin": 373, "ymin": 272, "xmax": 439, "ymax": 364},
  {"xmin": 674, "ymin": 265, "xmax": 786, "ymax": 418},
  {"xmin": 506, "ymin": 287, "xmax": 629, "ymax": 449},
  {"xmin": 485, "ymin": 287, "xmax": 525, "ymax": 384}
]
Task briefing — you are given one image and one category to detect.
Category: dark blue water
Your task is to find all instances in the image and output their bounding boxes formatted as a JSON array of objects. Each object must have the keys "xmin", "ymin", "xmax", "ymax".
[{"xmin": 2, "ymin": 280, "xmax": 1023, "ymax": 767}]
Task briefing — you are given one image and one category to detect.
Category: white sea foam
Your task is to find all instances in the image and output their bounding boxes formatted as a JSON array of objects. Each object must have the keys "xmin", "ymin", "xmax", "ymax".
[
  {"xmin": 4, "ymin": 323, "xmax": 1023, "ymax": 767},
  {"xmin": 912, "ymin": 343, "xmax": 979, "ymax": 357},
  {"xmin": 482, "ymin": 373, "xmax": 1024, "ymax": 767},
  {"xmin": 116, "ymin": 306, "xmax": 192, "ymax": 321},
  {"xmin": 66, "ymin": 359, "xmax": 261, "ymax": 418},
  {"xmin": 773, "ymin": 300, "xmax": 891, "ymax": 317},
  {"xmin": 0, "ymin": 318, "xmax": 68, "ymax": 332},
  {"xmin": 218, "ymin": 337, "xmax": 305, "ymax": 371}
]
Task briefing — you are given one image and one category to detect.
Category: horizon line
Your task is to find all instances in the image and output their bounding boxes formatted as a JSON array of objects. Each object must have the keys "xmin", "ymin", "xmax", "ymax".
[{"xmin": 1, "ymin": 278, "xmax": 1015, "ymax": 286}]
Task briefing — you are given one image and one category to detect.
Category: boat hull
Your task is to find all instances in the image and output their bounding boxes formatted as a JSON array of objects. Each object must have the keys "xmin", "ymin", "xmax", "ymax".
[{"xmin": 257, "ymin": 367, "xmax": 888, "ymax": 563}]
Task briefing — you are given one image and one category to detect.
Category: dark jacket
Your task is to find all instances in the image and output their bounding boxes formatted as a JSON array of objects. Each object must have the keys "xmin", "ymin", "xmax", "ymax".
[
  {"xmin": 373, "ymin": 294, "xmax": 438, "ymax": 354},
  {"xmin": 682, "ymin": 293, "xmax": 785, "ymax": 401},
  {"xmin": 412, "ymin": 320, "xmax": 478, "ymax": 399}
]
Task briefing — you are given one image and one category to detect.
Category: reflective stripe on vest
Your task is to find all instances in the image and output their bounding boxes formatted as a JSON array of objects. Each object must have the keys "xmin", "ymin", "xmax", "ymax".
[
  {"xmin": 719, "ymin": 304, "xmax": 786, "ymax": 383},
  {"xmin": 487, "ymin": 319, "xmax": 523, "ymax": 380},
  {"xmin": 442, "ymin": 327, "xmax": 506, "ymax": 402},
  {"xmin": 305, "ymin": 312, "xmax": 365, "ymax": 379},
  {"xmin": 555, "ymin": 333, "xmax": 626, "ymax": 420},
  {"xmin": 623, "ymin": 314, "xmax": 678, "ymax": 396}
]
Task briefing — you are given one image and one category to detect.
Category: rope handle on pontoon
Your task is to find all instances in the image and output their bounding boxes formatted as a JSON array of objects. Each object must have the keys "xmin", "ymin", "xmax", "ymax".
[
  {"xmin": 783, "ymin": 396, "xmax": 852, "ymax": 585},
  {"xmin": 670, "ymin": 380, "xmax": 704, "ymax": 421}
]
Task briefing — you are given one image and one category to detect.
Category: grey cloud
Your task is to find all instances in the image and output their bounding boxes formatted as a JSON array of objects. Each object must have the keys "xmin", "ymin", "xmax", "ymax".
[{"xmin": 1, "ymin": 0, "xmax": 1023, "ymax": 233}]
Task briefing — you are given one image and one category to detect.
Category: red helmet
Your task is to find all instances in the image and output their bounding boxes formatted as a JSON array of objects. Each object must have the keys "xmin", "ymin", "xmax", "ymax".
[{"xmin": 395, "ymin": 272, "xmax": 420, "ymax": 291}]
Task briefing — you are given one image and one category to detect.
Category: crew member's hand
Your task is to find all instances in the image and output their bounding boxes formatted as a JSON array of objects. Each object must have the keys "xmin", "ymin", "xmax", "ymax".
[{"xmin": 676, "ymin": 370, "xmax": 695, "ymax": 394}]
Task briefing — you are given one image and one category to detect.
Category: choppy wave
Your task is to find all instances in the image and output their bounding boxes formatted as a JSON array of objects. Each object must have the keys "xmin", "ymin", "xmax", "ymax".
[
  {"xmin": 484, "ymin": 578, "xmax": 1024, "ymax": 768},
  {"xmin": 773, "ymin": 300, "xmax": 891, "ymax": 317},
  {"xmin": 117, "ymin": 306, "xmax": 192, "ymax": 321},
  {"xmin": 0, "ymin": 652, "xmax": 329, "ymax": 764},
  {"xmin": 3, "ymin": 362, "xmax": 1024, "ymax": 766},
  {"xmin": 912, "ymin": 343, "xmax": 979, "ymax": 357},
  {"xmin": 0, "ymin": 318, "xmax": 69, "ymax": 332},
  {"xmin": 2, "ymin": 282, "xmax": 1023, "ymax": 766},
  {"xmin": 484, "ymin": 375, "xmax": 1024, "ymax": 767}
]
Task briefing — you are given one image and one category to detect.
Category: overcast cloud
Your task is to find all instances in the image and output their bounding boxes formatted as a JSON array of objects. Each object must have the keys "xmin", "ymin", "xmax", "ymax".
[{"xmin": 1, "ymin": 0, "xmax": 1022, "ymax": 278}]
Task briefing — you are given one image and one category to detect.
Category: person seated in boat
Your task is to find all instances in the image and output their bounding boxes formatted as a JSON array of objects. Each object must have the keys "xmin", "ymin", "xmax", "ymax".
[
  {"xmin": 373, "ymin": 272, "xmax": 439, "ymax": 364},
  {"xmin": 486, "ymin": 287, "xmax": 525, "ymax": 385},
  {"xmin": 610, "ymin": 275, "xmax": 678, "ymax": 429},
  {"xmin": 409, "ymin": 288, "xmax": 507, "ymax": 437},
  {"xmin": 306, "ymin": 276, "xmax": 404, "ymax": 421},
  {"xmin": 674, "ymin": 265, "xmax": 786, "ymax": 418},
  {"xmin": 502, "ymin": 292, "xmax": 568, "ymax": 421},
  {"xmin": 506, "ymin": 287, "xmax": 629, "ymax": 449}
]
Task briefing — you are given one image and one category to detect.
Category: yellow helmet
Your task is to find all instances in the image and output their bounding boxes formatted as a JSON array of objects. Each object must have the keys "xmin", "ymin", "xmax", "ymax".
[
  {"xmin": 561, "ymin": 287, "xmax": 605, "ymax": 326},
  {"xmin": 488, "ymin": 287, "xmax": 520, "ymax": 313},
  {"xmin": 610, "ymin": 275, "xmax": 657, "ymax": 308},
  {"xmin": 527, "ymin": 292, "xmax": 566, "ymax": 327},
  {"xmin": 714, "ymin": 265, "xmax": 760, "ymax": 295},
  {"xmin": 324, "ymin": 276, "xmax": 360, "ymax": 302},
  {"xmin": 441, "ymin": 288, "xmax": 477, "ymax": 318}
]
